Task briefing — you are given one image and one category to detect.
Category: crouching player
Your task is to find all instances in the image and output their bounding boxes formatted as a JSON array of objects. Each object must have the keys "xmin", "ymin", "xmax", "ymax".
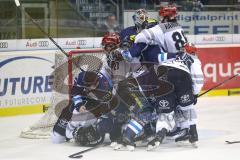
[{"xmin": 51, "ymin": 70, "xmax": 122, "ymax": 145}]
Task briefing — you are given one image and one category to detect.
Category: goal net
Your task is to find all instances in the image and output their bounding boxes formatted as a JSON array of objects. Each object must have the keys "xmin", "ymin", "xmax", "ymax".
[{"xmin": 20, "ymin": 48, "xmax": 106, "ymax": 139}]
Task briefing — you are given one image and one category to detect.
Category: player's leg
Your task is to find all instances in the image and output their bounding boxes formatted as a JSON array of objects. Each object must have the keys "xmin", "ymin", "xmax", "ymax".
[
  {"xmin": 170, "ymin": 68, "xmax": 198, "ymax": 144},
  {"xmin": 109, "ymin": 101, "xmax": 130, "ymax": 147},
  {"xmin": 146, "ymin": 87, "xmax": 176, "ymax": 150},
  {"xmin": 51, "ymin": 103, "xmax": 73, "ymax": 143}
]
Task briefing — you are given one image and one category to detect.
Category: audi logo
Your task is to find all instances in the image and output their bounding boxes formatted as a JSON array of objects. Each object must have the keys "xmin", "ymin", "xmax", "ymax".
[
  {"xmin": 77, "ymin": 40, "xmax": 87, "ymax": 45},
  {"xmin": 215, "ymin": 36, "xmax": 225, "ymax": 41},
  {"xmin": 0, "ymin": 42, "xmax": 8, "ymax": 48},
  {"xmin": 38, "ymin": 41, "xmax": 49, "ymax": 47}
]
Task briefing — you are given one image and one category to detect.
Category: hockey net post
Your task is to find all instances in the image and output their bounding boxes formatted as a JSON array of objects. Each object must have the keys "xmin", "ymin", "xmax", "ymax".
[{"xmin": 20, "ymin": 48, "xmax": 105, "ymax": 139}]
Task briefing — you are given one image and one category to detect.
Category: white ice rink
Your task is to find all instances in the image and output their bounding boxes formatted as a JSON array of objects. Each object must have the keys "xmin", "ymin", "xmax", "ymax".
[{"xmin": 1, "ymin": 96, "xmax": 240, "ymax": 160}]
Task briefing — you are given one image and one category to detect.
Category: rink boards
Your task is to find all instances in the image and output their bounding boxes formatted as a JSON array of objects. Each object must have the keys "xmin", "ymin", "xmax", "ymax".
[{"xmin": 0, "ymin": 43, "xmax": 240, "ymax": 116}]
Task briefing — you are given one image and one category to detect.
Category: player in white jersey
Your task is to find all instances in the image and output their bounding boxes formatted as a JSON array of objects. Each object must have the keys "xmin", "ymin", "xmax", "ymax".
[
  {"xmin": 147, "ymin": 43, "xmax": 204, "ymax": 150},
  {"xmin": 135, "ymin": 6, "xmax": 187, "ymax": 54}
]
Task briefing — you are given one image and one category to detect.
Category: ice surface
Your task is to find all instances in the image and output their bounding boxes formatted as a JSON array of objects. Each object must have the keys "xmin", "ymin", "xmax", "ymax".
[{"xmin": 0, "ymin": 96, "xmax": 240, "ymax": 160}]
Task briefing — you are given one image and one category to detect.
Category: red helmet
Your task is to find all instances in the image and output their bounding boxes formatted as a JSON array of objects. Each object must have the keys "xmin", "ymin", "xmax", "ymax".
[
  {"xmin": 159, "ymin": 6, "xmax": 177, "ymax": 19},
  {"xmin": 184, "ymin": 42, "xmax": 197, "ymax": 54},
  {"xmin": 102, "ymin": 32, "xmax": 120, "ymax": 52}
]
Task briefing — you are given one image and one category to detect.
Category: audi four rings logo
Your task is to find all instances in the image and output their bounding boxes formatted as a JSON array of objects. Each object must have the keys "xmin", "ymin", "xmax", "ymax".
[
  {"xmin": 159, "ymin": 100, "xmax": 169, "ymax": 108},
  {"xmin": 77, "ymin": 40, "xmax": 87, "ymax": 45},
  {"xmin": 38, "ymin": 41, "xmax": 49, "ymax": 47},
  {"xmin": 0, "ymin": 42, "xmax": 8, "ymax": 48},
  {"xmin": 215, "ymin": 36, "xmax": 225, "ymax": 41}
]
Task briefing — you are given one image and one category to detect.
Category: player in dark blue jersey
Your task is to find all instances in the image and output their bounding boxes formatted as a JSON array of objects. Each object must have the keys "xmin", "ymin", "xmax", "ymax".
[
  {"xmin": 51, "ymin": 71, "xmax": 119, "ymax": 146},
  {"xmin": 119, "ymin": 9, "xmax": 161, "ymax": 65}
]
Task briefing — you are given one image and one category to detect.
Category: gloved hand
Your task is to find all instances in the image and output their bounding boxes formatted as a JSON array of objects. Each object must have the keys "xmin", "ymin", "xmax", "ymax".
[{"xmin": 112, "ymin": 49, "xmax": 124, "ymax": 61}]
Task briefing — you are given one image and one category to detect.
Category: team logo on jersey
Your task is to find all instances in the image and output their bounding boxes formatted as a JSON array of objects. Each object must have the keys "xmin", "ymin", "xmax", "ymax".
[
  {"xmin": 180, "ymin": 94, "xmax": 190, "ymax": 104},
  {"xmin": 59, "ymin": 119, "xmax": 68, "ymax": 128},
  {"xmin": 159, "ymin": 100, "xmax": 169, "ymax": 108}
]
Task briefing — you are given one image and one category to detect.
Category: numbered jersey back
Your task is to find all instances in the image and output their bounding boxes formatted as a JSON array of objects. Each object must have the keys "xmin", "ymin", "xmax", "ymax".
[{"xmin": 159, "ymin": 22, "xmax": 187, "ymax": 53}]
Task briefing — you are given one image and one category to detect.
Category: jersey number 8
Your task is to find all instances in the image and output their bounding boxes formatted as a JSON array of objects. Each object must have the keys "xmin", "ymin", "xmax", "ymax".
[{"xmin": 172, "ymin": 31, "xmax": 187, "ymax": 50}]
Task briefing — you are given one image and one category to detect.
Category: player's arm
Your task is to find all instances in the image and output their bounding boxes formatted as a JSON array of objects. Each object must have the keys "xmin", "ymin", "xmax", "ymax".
[
  {"xmin": 116, "ymin": 26, "xmax": 162, "ymax": 61},
  {"xmin": 135, "ymin": 25, "xmax": 164, "ymax": 46},
  {"xmin": 191, "ymin": 57, "xmax": 204, "ymax": 95},
  {"xmin": 71, "ymin": 73, "xmax": 88, "ymax": 112}
]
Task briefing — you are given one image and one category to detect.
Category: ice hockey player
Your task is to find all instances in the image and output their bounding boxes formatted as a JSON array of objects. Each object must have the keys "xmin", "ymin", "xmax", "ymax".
[
  {"xmin": 51, "ymin": 70, "xmax": 119, "ymax": 145},
  {"xmin": 119, "ymin": 8, "xmax": 161, "ymax": 65},
  {"xmin": 120, "ymin": 9, "xmax": 157, "ymax": 48},
  {"xmin": 147, "ymin": 42, "xmax": 204, "ymax": 150}
]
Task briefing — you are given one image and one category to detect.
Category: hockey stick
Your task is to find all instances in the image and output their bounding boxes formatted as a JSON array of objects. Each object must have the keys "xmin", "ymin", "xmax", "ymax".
[
  {"xmin": 14, "ymin": 0, "xmax": 68, "ymax": 57},
  {"xmin": 225, "ymin": 141, "xmax": 240, "ymax": 144},
  {"xmin": 69, "ymin": 143, "xmax": 109, "ymax": 159},
  {"xmin": 197, "ymin": 73, "xmax": 239, "ymax": 98},
  {"xmin": 14, "ymin": 0, "xmax": 86, "ymax": 72}
]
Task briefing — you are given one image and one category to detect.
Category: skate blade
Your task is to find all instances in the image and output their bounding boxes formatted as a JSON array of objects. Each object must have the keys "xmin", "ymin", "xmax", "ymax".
[
  {"xmin": 114, "ymin": 144, "xmax": 135, "ymax": 151},
  {"xmin": 176, "ymin": 141, "xmax": 198, "ymax": 148},
  {"xmin": 110, "ymin": 142, "xmax": 118, "ymax": 148},
  {"xmin": 126, "ymin": 145, "xmax": 135, "ymax": 151},
  {"xmin": 191, "ymin": 142, "xmax": 198, "ymax": 148},
  {"xmin": 147, "ymin": 142, "xmax": 160, "ymax": 151},
  {"xmin": 114, "ymin": 144, "xmax": 124, "ymax": 150}
]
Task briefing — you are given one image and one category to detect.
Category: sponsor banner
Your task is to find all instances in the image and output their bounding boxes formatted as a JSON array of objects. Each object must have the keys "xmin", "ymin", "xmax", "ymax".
[
  {"xmin": 195, "ymin": 34, "xmax": 233, "ymax": 44},
  {"xmin": 197, "ymin": 46, "xmax": 240, "ymax": 90},
  {"xmin": 17, "ymin": 39, "xmax": 56, "ymax": 51},
  {"xmin": 0, "ymin": 35, "xmax": 240, "ymax": 52},
  {"xmin": 0, "ymin": 50, "xmax": 54, "ymax": 112},
  {"xmin": 0, "ymin": 40, "xmax": 16, "ymax": 51},
  {"xmin": 0, "ymin": 38, "xmax": 102, "ymax": 52},
  {"xmin": 58, "ymin": 38, "xmax": 93, "ymax": 49},
  {"xmin": 178, "ymin": 11, "xmax": 240, "ymax": 35}
]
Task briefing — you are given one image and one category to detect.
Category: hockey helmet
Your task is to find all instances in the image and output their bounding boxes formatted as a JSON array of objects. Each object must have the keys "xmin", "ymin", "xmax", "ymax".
[
  {"xmin": 102, "ymin": 32, "xmax": 120, "ymax": 52},
  {"xmin": 82, "ymin": 71, "xmax": 99, "ymax": 89},
  {"xmin": 159, "ymin": 6, "xmax": 178, "ymax": 20},
  {"xmin": 132, "ymin": 9, "xmax": 148, "ymax": 28},
  {"xmin": 74, "ymin": 125, "xmax": 104, "ymax": 147}
]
